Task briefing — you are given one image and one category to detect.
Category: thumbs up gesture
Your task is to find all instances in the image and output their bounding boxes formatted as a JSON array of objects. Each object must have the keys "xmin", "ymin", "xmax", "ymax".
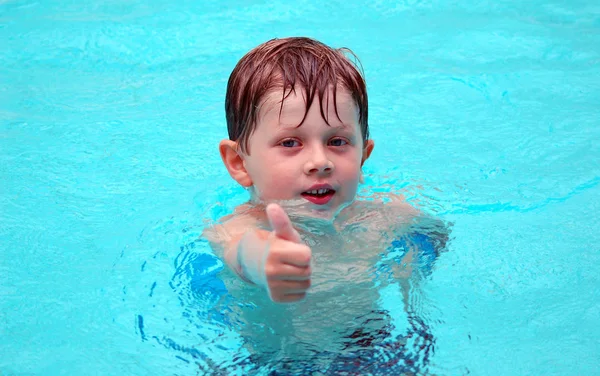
[
  {"xmin": 235, "ymin": 203, "xmax": 312, "ymax": 302},
  {"xmin": 250, "ymin": 203, "xmax": 312, "ymax": 302}
]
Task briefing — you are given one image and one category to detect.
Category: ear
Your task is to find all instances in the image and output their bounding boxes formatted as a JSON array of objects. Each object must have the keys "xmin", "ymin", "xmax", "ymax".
[
  {"xmin": 361, "ymin": 139, "xmax": 375, "ymax": 167},
  {"xmin": 219, "ymin": 140, "xmax": 253, "ymax": 187}
]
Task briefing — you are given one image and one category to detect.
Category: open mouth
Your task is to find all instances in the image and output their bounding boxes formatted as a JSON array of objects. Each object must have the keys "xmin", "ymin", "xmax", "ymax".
[{"xmin": 301, "ymin": 188, "xmax": 335, "ymax": 205}]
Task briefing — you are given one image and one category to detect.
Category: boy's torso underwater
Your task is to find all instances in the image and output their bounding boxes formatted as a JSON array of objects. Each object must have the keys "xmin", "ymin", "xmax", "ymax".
[{"xmin": 214, "ymin": 200, "xmax": 447, "ymax": 369}]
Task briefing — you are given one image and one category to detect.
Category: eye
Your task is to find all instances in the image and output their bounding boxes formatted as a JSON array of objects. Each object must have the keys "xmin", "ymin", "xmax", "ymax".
[
  {"xmin": 280, "ymin": 139, "xmax": 301, "ymax": 148},
  {"xmin": 329, "ymin": 138, "xmax": 349, "ymax": 147}
]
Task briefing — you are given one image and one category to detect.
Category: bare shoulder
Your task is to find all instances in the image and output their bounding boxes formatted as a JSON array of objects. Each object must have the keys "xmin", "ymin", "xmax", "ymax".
[
  {"xmin": 385, "ymin": 193, "xmax": 420, "ymax": 218},
  {"xmin": 384, "ymin": 194, "xmax": 449, "ymax": 239}
]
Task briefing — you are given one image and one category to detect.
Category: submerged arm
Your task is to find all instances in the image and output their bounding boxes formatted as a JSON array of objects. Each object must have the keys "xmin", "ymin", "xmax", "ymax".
[
  {"xmin": 203, "ymin": 217, "xmax": 268, "ymax": 284},
  {"xmin": 203, "ymin": 204, "xmax": 312, "ymax": 303}
]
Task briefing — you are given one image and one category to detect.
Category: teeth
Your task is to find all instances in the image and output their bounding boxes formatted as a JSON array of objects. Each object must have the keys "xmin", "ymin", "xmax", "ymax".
[{"xmin": 307, "ymin": 189, "xmax": 329, "ymax": 195}]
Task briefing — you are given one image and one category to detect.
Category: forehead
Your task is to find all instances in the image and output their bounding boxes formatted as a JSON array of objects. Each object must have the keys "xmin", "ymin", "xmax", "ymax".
[{"xmin": 258, "ymin": 86, "xmax": 358, "ymax": 127}]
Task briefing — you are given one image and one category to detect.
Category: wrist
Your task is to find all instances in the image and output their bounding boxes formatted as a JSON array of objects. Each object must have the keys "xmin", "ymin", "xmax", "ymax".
[
  {"xmin": 236, "ymin": 240, "xmax": 255, "ymax": 284},
  {"xmin": 236, "ymin": 230, "xmax": 269, "ymax": 287}
]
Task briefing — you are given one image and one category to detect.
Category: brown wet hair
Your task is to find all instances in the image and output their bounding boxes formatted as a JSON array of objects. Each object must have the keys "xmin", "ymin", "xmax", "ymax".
[{"xmin": 225, "ymin": 37, "xmax": 369, "ymax": 153}]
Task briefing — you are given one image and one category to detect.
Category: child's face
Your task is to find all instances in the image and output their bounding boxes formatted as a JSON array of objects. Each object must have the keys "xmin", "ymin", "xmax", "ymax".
[{"xmin": 240, "ymin": 87, "xmax": 374, "ymax": 215}]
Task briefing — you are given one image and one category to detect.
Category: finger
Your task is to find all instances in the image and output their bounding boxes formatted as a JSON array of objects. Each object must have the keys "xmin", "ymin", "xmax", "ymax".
[
  {"xmin": 271, "ymin": 243, "xmax": 311, "ymax": 267},
  {"xmin": 265, "ymin": 264, "xmax": 311, "ymax": 281},
  {"xmin": 266, "ymin": 203, "xmax": 301, "ymax": 243},
  {"xmin": 270, "ymin": 279, "xmax": 311, "ymax": 291},
  {"xmin": 271, "ymin": 293, "xmax": 307, "ymax": 303}
]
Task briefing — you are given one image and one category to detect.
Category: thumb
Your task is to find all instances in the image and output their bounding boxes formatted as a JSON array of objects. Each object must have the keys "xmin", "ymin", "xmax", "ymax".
[{"xmin": 266, "ymin": 203, "xmax": 302, "ymax": 243}]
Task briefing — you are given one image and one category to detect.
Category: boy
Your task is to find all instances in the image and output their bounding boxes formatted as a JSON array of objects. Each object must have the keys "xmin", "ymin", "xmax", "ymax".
[{"xmin": 205, "ymin": 37, "xmax": 445, "ymax": 372}]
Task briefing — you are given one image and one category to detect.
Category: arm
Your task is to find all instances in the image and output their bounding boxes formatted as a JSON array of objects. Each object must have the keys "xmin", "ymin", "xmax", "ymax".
[
  {"xmin": 204, "ymin": 204, "xmax": 313, "ymax": 303},
  {"xmin": 373, "ymin": 196, "xmax": 450, "ymax": 284}
]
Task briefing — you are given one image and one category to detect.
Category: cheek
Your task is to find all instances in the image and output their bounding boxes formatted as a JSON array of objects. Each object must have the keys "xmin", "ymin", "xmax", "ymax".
[
  {"xmin": 256, "ymin": 163, "xmax": 297, "ymax": 195},
  {"xmin": 269, "ymin": 166, "xmax": 297, "ymax": 185},
  {"xmin": 337, "ymin": 157, "xmax": 362, "ymax": 180}
]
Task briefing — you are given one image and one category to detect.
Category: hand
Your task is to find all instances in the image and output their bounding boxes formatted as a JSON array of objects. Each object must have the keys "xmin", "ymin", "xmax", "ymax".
[{"xmin": 263, "ymin": 203, "xmax": 312, "ymax": 302}]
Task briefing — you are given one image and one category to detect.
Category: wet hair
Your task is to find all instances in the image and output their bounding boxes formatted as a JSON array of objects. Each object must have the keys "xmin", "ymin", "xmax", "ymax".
[{"xmin": 225, "ymin": 37, "xmax": 369, "ymax": 153}]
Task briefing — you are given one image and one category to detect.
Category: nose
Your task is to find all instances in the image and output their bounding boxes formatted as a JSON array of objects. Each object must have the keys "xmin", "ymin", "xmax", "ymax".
[{"xmin": 303, "ymin": 146, "xmax": 334, "ymax": 175}]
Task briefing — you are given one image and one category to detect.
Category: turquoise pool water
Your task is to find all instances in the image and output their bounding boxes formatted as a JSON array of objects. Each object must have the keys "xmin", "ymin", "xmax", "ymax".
[{"xmin": 1, "ymin": 0, "xmax": 599, "ymax": 374}]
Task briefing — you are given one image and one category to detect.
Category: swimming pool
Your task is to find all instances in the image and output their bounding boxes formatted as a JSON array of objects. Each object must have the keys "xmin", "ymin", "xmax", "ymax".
[{"xmin": 1, "ymin": 0, "xmax": 599, "ymax": 374}]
